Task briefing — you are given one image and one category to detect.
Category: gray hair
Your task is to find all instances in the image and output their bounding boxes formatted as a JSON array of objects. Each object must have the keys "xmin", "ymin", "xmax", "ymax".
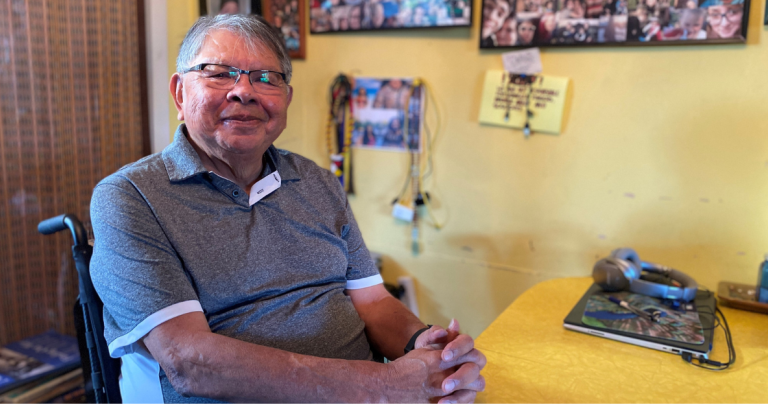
[{"xmin": 176, "ymin": 14, "xmax": 292, "ymax": 84}]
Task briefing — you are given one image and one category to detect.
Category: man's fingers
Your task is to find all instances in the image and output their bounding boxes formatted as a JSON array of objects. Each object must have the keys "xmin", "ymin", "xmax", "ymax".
[
  {"xmin": 448, "ymin": 348, "xmax": 487, "ymax": 370},
  {"xmin": 441, "ymin": 333, "xmax": 474, "ymax": 363},
  {"xmin": 441, "ymin": 362, "xmax": 481, "ymax": 393},
  {"xmin": 425, "ymin": 325, "xmax": 449, "ymax": 344},
  {"xmin": 415, "ymin": 325, "xmax": 448, "ymax": 349},
  {"xmin": 445, "ymin": 319, "xmax": 460, "ymax": 343},
  {"xmin": 447, "ymin": 318, "xmax": 460, "ymax": 334},
  {"xmin": 466, "ymin": 375, "xmax": 486, "ymax": 392},
  {"xmin": 437, "ymin": 389, "xmax": 477, "ymax": 404}
]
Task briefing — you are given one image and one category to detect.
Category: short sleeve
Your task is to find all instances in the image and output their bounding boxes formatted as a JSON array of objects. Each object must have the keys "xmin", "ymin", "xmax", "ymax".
[
  {"xmin": 90, "ymin": 178, "xmax": 202, "ymax": 358},
  {"xmin": 338, "ymin": 188, "xmax": 382, "ymax": 290}
]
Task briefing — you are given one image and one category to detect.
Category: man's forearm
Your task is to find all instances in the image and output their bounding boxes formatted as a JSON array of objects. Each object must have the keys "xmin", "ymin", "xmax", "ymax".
[
  {"xmin": 352, "ymin": 291, "xmax": 428, "ymax": 360},
  {"xmin": 156, "ymin": 329, "xmax": 390, "ymax": 403}
]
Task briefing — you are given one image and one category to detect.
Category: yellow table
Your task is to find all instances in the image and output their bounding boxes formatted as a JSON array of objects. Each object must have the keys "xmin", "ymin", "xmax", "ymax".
[{"xmin": 475, "ymin": 277, "xmax": 768, "ymax": 403}]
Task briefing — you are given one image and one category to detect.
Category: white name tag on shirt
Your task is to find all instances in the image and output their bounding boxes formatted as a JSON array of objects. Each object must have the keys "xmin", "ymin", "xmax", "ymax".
[{"xmin": 249, "ymin": 170, "xmax": 281, "ymax": 205}]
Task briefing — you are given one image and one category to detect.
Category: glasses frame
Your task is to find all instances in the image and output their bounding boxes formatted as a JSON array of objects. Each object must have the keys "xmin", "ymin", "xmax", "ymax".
[
  {"xmin": 184, "ymin": 63, "xmax": 287, "ymax": 89},
  {"xmin": 707, "ymin": 10, "xmax": 744, "ymax": 24}
]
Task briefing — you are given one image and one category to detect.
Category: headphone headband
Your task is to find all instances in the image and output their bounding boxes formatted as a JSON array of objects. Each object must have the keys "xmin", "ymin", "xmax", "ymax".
[{"xmin": 592, "ymin": 248, "xmax": 698, "ymax": 302}]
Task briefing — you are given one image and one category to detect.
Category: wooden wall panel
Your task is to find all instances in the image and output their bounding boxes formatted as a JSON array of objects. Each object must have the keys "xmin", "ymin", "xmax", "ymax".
[{"xmin": 0, "ymin": 0, "xmax": 147, "ymax": 345}]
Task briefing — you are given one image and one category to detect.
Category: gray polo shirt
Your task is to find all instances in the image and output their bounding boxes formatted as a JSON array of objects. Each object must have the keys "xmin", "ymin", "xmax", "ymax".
[{"xmin": 90, "ymin": 125, "xmax": 382, "ymax": 403}]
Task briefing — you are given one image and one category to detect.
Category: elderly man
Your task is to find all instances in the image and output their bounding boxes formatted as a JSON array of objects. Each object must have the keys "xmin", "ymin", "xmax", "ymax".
[{"xmin": 89, "ymin": 14, "xmax": 485, "ymax": 403}]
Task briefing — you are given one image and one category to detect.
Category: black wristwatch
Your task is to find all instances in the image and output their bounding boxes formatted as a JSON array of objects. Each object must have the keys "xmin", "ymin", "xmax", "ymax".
[{"xmin": 403, "ymin": 325, "xmax": 432, "ymax": 354}]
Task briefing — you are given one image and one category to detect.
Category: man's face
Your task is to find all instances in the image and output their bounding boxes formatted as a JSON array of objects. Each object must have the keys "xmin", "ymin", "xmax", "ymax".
[
  {"xmin": 482, "ymin": 0, "xmax": 510, "ymax": 38},
  {"xmin": 707, "ymin": 5, "xmax": 742, "ymax": 39},
  {"xmin": 172, "ymin": 30, "xmax": 292, "ymax": 157}
]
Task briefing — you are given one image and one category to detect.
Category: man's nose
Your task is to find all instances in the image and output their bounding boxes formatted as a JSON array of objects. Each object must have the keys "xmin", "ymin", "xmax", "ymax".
[{"xmin": 227, "ymin": 74, "xmax": 258, "ymax": 104}]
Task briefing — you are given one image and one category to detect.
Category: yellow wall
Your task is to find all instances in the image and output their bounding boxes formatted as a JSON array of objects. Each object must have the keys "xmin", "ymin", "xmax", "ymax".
[
  {"xmin": 167, "ymin": 0, "xmax": 200, "ymax": 137},
  {"xmin": 168, "ymin": 1, "xmax": 768, "ymax": 337}
]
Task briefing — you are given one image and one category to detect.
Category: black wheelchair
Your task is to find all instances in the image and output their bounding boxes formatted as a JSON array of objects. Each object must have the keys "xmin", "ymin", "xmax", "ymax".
[{"xmin": 38, "ymin": 214, "xmax": 122, "ymax": 403}]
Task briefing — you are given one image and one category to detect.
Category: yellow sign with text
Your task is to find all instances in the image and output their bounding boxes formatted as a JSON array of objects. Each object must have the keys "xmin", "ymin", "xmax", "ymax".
[{"xmin": 478, "ymin": 70, "xmax": 569, "ymax": 135}]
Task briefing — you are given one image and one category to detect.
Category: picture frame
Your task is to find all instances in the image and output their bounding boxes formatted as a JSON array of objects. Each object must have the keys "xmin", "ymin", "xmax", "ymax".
[
  {"xmin": 351, "ymin": 77, "xmax": 425, "ymax": 152},
  {"xmin": 309, "ymin": 0, "xmax": 472, "ymax": 34},
  {"xmin": 479, "ymin": 0, "xmax": 750, "ymax": 49},
  {"xmin": 263, "ymin": 0, "xmax": 307, "ymax": 59},
  {"xmin": 199, "ymin": 0, "xmax": 304, "ymax": 59},
  {"xmin": 202, "ymin": 0, "xmax": 255, "ymax": 15}
]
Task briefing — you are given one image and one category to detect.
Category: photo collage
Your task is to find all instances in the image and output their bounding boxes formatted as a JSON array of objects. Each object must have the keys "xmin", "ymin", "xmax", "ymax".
[
  {"xmin": 269, "ymin": 0, "xmax": 301, "ymax": 52},
  {"xmin": 264, "ymin": 0, "xmax": 306, "ymax": 58},
  {"xmin": 351, "ymin": 78, "xmax": 424, "ymax": 152},
  {"xmin": 310, "ymin": 0, "xmax": 472, "ymax": 33},
  {"xmin": 480, "ymin": 0, "xmax": 746, "ymax": 48}
]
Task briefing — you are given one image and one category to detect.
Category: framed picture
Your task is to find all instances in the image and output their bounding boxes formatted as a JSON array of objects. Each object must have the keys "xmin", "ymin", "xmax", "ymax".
[
  {"xmin": 479, "ymin": 0, "xmax": 749, "ymax": 49},
  {"xmin": 309, "ymin": 0, "xmax": 472, "ymax": 33},
  {"xmin": 203, "ymin": 0, "xmax": 256, "ymax": 15},
  {"xmin": 351, "ymin": 77, "xmax": 425, "ymax": 152},
  {"xmin": 263, "ymin": 0, "xmax": 307, "ymax": 59}
]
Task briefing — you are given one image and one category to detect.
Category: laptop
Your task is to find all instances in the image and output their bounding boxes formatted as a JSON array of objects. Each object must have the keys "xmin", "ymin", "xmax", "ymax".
[{"xmin": 563, "ymin": 284, "xmax": 716, "ymax": 359}]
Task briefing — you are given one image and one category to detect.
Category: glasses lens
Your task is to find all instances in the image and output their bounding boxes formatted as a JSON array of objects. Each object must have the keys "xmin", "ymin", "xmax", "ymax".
[
  {"xmin": 200, "ymin": 65, "xmax": 238, "ymax": 89},
  {"xmin": 249, "ymin": 71, "xmax": 286, "ymax": 93},
  {"xmin": 708, "ymin": 8, "xmax": 742, "ymax": 22}
]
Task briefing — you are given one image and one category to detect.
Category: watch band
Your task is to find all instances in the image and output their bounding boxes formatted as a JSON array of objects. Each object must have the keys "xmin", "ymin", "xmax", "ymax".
[{"xmin": 403, "ymin": 325, "xmax": 432, "ymax": 354}]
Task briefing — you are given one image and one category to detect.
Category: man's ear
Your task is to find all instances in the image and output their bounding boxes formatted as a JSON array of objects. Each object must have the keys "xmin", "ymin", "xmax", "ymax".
[{"xmin": 169, "ymin": 73, "xmax": 185, "ymax": 121}]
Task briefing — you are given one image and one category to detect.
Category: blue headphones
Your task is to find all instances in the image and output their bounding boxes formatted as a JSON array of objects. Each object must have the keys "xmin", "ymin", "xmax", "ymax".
[{"xmin": 592, "ymin": 248, "xmax": 698, "ymax": 302}]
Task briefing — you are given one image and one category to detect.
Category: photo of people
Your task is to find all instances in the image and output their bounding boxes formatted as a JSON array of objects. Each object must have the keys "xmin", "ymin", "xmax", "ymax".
[
  {"xmin": 310, "ymin": 0, "xmax": 471, "ymax": 32},
  {"xmin": 263, "ymin": 0, "xmax": 306, "ymax": 58},
  {"xmin": 206, "ymin": 0, "xmax": 252, "ymax": 15},
  {"xmin": 351, "ymin": 78, "xmax": 424, "ymax": 152},
  {"xmin": 480, "ymin": 0, "xmax": 747, "ymax": 48}
]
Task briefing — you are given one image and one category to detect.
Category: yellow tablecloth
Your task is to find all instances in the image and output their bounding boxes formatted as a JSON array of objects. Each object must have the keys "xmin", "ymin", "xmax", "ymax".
[{"xmin": 475, "ymin": 277, "xmax": 768, "ymax": 403}]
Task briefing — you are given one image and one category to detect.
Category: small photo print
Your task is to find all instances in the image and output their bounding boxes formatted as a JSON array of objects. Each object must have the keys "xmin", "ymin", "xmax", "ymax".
[{"xmin": 351, "ymin": 78, "xmax": 424, "ymax": 152}]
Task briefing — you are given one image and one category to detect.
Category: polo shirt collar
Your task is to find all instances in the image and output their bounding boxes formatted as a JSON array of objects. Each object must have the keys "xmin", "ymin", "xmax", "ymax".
[
  {"xmin": 162, "ymin": 124, "xmax": 300, "ymax": 183},
  {"xmin": 162, "ymin": 125, "xmax": 207, "ymax": 182}
]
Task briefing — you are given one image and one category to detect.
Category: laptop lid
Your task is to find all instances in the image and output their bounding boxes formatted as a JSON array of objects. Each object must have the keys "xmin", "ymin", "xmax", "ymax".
[{"xmin": 563, "ymin": 284, "xmax": 716, "ymax": 358}]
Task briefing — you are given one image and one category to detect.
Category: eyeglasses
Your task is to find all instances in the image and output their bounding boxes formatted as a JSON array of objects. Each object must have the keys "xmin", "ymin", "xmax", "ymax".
[
  {"xmin": 184, "ymin": 63, "xmax": 288, "ymax": 94},
  {"xmin": 707, "ymin": 9, "xmax": 742, "ymax": 23}
]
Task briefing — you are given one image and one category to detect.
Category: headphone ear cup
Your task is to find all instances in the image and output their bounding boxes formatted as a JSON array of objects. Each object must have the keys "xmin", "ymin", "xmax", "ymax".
[
  {"xmin": 610, "ymin": 247, "xmax": 643, "ymax": 277},
  {"xmin": 593, "ymin": 258, "xmax": 631, "ymax": 292}
]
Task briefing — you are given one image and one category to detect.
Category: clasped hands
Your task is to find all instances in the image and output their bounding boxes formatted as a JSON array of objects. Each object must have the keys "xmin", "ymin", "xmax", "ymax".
[{"xmin": 388, "ymin": 319, "xmax": 486, "ymax": 404}]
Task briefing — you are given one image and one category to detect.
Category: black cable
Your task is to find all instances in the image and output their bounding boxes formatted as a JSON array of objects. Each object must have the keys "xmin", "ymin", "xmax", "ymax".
[{"xmin": 681, "ymin": 305, "xmax": 735, "ymax": 371}]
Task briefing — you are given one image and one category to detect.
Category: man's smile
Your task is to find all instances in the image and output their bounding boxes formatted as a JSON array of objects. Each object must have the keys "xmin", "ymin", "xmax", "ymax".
[{"xmin": 221, "ymin": 114, "xmax": 261, "ymax": 122}]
